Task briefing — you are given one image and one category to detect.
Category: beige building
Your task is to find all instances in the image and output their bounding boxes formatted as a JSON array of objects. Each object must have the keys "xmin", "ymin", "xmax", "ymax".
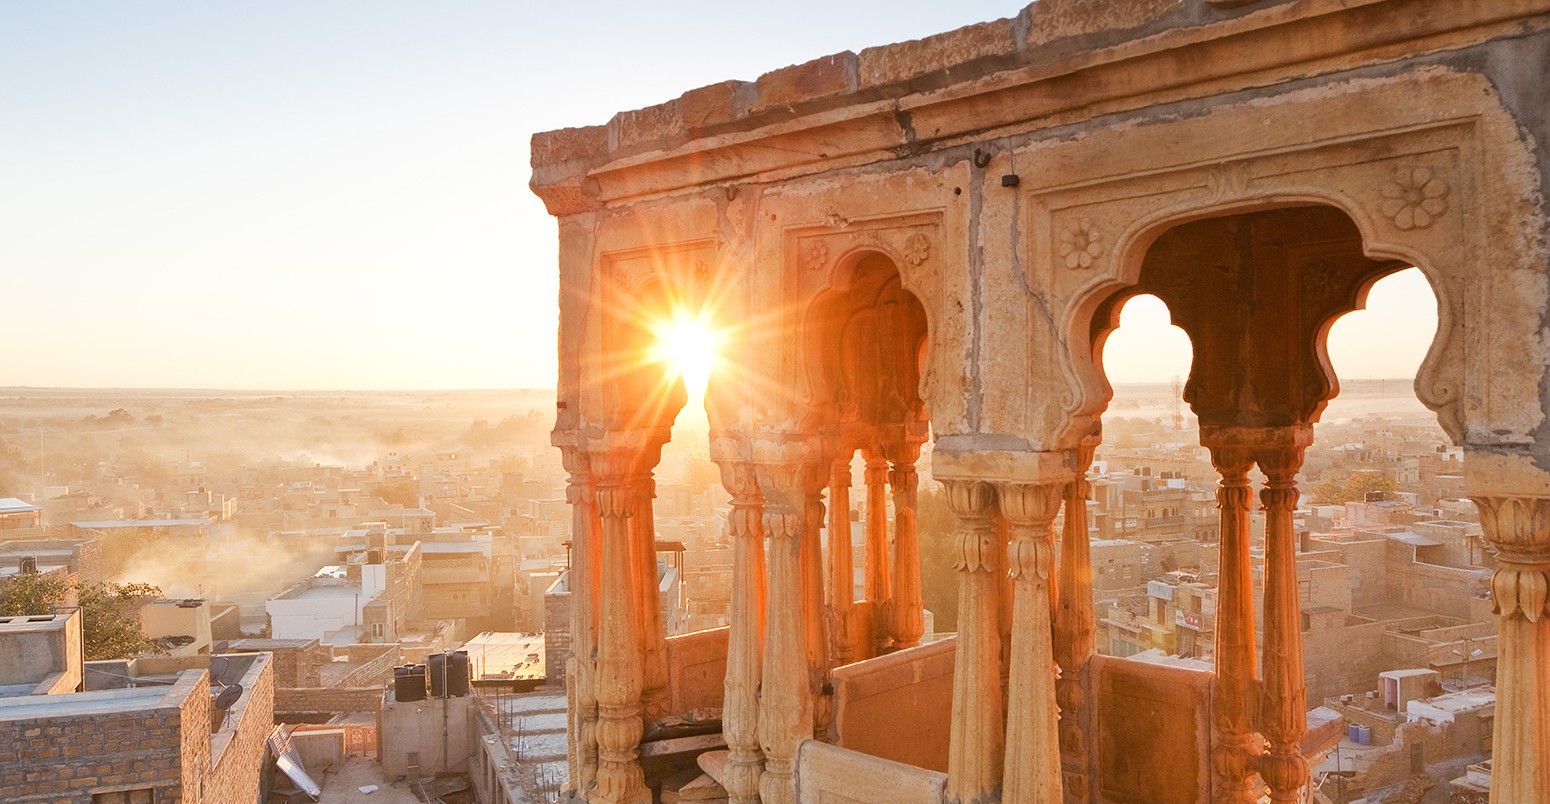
[{"xmin": 534, "ymin": 1, "xmax": 1550, "ymax": 802}]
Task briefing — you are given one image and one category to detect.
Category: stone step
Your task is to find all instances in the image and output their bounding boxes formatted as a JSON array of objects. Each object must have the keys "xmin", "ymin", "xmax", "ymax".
[
  {"xmin": 696, "ymin": 748, "xmax": 730, "ymax": 787},
  {"xmin": 661, "ymin": 771, "xmax": 729, "ymax": 803}
]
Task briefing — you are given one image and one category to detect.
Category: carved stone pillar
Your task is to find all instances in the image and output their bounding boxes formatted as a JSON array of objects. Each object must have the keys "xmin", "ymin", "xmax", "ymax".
[
  {"xmin": 889, "ymin": 441, "xmax": 925, "ymax": 649},
  {"xmin": 828, "ymin": 456, "xmax": 855, "ymax": 664},
  {"xmin": 563, "ymin": 450, "xmax": 601, "ymax": 793},
  {"xmin": 592, "ymin": 464, "xmax": 650, "ymax": 804},
  {"xmin": 720, "ymin": 462, "xmax": 766, "ymax": 804},
  {"xmin": 1472, "ymin": 495, "xmax": 1550, "ymax": 804},
  {"xmin": 803, "ymin": 475, "xmax": 832, "ymax": 733},
  {"xmin": 1055, "ymin": 439, "xmax": 1098, "ymax": 803},
  {"xmin": 944, "ymin": 479, "xmax": 1005, "ymax": 804},
  {"xmin": 1000, "ymin": 482, "xmax": 1066, "ymax": 804},
  {"xmin": 632, "ymin": 476, "xmax": 669, "ymax": 721},
  {"xmin": 1205, "ymin": 437, "xmax": 1261, "ymax": 804},
  {"xmin": 863, "ymin": 449, "xmax": 892, "ymax": 648},
  {"xmin": 1256, "ymin": 432, "xmax": 1311, "ymax": 803},
  {"xmin": 758, "ymin": 462, "xmax": 823, "ymax": 804}
]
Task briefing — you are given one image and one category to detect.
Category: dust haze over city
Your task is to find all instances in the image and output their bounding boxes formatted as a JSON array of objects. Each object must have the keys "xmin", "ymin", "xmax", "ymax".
[{"xmin": 3, "ymin": 2, "xmax": 1542, "ymax": 804}]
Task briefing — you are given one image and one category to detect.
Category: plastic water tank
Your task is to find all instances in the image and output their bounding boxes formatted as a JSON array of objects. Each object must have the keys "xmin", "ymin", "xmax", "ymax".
[
  {"xmin": 394, "ymin": 664, "xmax": 426, "ymax": 702},
  {"xmin": 428, "ymin": 653, "xmax": 448, "ymax": 698},
  {"xmin": 447, "ymin": 650, "xmax": 471, "ymax": 697},
  {"xmin": 1357, "ymin": 725, "xmax": 1372, "ymax": 745},
  {"xmin": 1347, "ymin": 724, "xmax": 1361, "ymax": 743}
]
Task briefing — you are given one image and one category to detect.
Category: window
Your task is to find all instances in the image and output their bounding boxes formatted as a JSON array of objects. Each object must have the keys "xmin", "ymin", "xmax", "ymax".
[
  {"xmin": 371, "ymin": 622, "xmax": 385, "ymax": 638},
  {"xmin": 94, "ymin": 791, "xmax": 155, "ymax": 804}
]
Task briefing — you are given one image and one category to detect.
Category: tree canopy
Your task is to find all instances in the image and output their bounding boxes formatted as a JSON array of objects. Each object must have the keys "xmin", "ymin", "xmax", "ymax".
[
  {"xmin": 0, "ymin": 574, "xmax": 164, "ymax": 660},
  {"xmin": 1311, "ymin": 470, "xmax": 1398, "ymax": 505}
]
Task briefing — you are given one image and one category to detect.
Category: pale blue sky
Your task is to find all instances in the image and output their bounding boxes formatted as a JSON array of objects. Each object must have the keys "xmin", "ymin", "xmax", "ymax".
[{"xmin": 1, "ymin": 2, "xmax": 1436, "ymax": 389}]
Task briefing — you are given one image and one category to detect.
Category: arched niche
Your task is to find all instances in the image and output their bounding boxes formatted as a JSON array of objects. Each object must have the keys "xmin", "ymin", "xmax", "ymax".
[{"xmin": 804, "ymin": 249, "xmax": 931, "ymax": 450}]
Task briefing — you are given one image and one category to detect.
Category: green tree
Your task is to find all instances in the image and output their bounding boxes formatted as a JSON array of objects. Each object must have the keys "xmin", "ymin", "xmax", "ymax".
[
  {"xmin": 374, "ymin": 478, "xmax": 420, "ymax": 507},
  {"xmin": 79, "ymin": 582, "xmax": 164, "ymax": 660},
  {"xmin": 0, "ymin": 575, "xmax": 164, "ymax": 660},
  {"xmin": 0, "ymin": 571, "xmax": 70, "ymax": 617},
  {"xmin": 1311, "ymin": 470, "xmax": 1399, "ymax": 505}
]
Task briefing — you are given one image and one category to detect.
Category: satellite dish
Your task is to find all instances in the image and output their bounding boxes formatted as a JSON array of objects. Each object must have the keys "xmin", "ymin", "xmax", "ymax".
[
  {"xmin": 213, "ymin": 640, "xmax": 230, "ymax": 655},
  {"xmin": 214, "ymin": 684, "xmax": 243, "ymax": 711},
  {"xmin": 208, "ymin": 656, "xmax": 230, "ymax": 685}
]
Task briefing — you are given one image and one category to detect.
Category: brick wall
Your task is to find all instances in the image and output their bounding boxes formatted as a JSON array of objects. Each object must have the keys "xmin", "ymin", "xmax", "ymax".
[
  {"xmin": 204, "ymin": 655, "xmax": 274, "ymax": 804},
  {"xmin": 274, "ymin": 686, "xmax": 383, "ymax": 716},
  {"xmin": 0, "ymin": 671, "xmax": 200, "ymax": 803},
  {"xmin": 335, "ymin": 645, "xmax": 398, "ymax": 688},
  {"xmin": 544, "ymin": 577, "xmax": 571, "ymax": 682}
]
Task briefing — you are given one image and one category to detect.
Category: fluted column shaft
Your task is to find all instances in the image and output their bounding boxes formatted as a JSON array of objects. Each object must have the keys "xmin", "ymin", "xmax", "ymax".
[
  {"xmin": 592, "ymin": 474, "xmax": 650, "ymax": 804},
  {"xmin": 1207, "ymin": 442, "xmax": 1261, "ymax": 804},
  {"xmin": 720, "ymin": 462, "xmax": 766, "ymax": 804},
  {"xmin": 757, "ymin": 462, "xmax": 823, "ymax": 804},
  {"xmin": 890, "ymin": 442, "xmax": 925, "ymax": 648},
  {"xmin": 863, "ymin": 450, "xmax": 892, "ymax": 650},
  {"xmin": 828, "ymin": 456, "xmax": 855, "ymax": 664},
  {"xmin": 632, "ymin": 477, "xmax": 669, "ymax": 721},
  {"xmin": 564, "ymin": 453, "xmax": 601, "ymax": 794},
  {"xmin": 1000, "ymin": 482, "xmax": 1066, "ymax": 804},
  {"xmin": 803, "ymin": 478, "xmax": 832, "ymax": 734},
  {"xmin": 1257, "ymin": 439, "xmax": 1309, "ymax": 803},
  {"xmin": 945, "ymin": 480, "xmax": 1005, "ymax": 804},
  {"xmin": 1472, "ymin": 494, "xmax": 1550, "ymax": 804},
  {"xmin": 1055, "ymin": 439, "xmax": 1098, "ymax": 804}
]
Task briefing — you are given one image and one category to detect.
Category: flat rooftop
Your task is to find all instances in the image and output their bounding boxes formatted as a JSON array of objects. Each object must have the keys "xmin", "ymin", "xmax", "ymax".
[
  {"xmin": 0, "ymin": 498, "xmax": 40, "ymax": 514},
  {"xmin": 0, "ymin": 685, "xmax": 170, "ymax": 719}
]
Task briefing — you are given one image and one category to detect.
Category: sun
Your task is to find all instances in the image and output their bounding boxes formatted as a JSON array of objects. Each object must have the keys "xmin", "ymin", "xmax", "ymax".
[{"xmin": 653, "ymin": 312, "xmax": 720, "ymax": 401}]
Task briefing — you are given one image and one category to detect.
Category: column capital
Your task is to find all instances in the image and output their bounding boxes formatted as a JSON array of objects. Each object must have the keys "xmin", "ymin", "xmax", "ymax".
[
  {"xmin": 1473, "ymin": 495, "xmax": 1550, "ymax": 622},
  {"xmin": 999, "ymin": 483, "xmax": 1063, "ymax": 583},
  {"xmin": 716, "ymin": 460, "xmax": 762, "ymax": 503}
]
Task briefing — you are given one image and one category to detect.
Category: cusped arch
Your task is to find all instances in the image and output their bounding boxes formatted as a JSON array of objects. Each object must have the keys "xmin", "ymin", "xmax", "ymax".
[{"xmin": 1062, "ymin": 194, "xmax": 1463, "ymax": 447}]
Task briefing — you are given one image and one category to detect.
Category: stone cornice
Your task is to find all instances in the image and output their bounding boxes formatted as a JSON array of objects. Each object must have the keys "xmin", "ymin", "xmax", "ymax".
[{"xmin": 530, "ymin": 0, "xmax": 1550, "ymax": 215}]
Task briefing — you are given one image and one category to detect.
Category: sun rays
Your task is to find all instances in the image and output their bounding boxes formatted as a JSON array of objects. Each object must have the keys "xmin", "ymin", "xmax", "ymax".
[{"xmin": 651, "ymin": 310, "xmax": 721, "ymax": 404}]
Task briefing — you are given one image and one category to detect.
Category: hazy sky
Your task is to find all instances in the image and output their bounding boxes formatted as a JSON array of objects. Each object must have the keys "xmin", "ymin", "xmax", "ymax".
[{"xmin": 2, "ymin": 2, "xmax": 1438, "ymax": 390}]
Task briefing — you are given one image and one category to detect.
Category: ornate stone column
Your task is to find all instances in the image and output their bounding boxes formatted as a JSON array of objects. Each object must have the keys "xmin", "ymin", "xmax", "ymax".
[
  {"xmin": 632, "ymin": 475, "xmax": 670, "ymax": 721},
  {"xmin": 563, "ymin": 449, "xmax": 601, "ymax": 794},
  {"xmin": 863, "ymin": 449, "xmax": 892, "ymax": 649},
  {"xmin": 828, "ymin": 455, "xmax": 855, "ymax": 664},
  {"xmin": 758, "ymin": 461, "xmax": 823, "ymax": 804},
  {"xmin": 1055, "ymin": 438, "xmax": 1098, "ymax": 803},
  {"xmin": 944, "ymin": 479, "xmax": 1005, "ymax": 804},
  {"xmin": 1255, "ymin": 430, "xmax": 1311, "ymax": 803},
  {"xmin": 1204, "ymin": 434, "xmax": 1261, "ymax": 804},
  {"xmin": 592, "ymin": 458, "xmax": 650, "ymax": 804},
  {"xmin": 803, "ymin": 475, "xmax": 832, "ymax": 733},
  {"xmin": 1472, "ymin": 494, "xmax": 1550, "ymax": 804},
  {"xmin": 719, "ymin": 461, "xmax": 767, "ymax": 804},
  {"xmin": 1000, "ymin": 481, "xmax": 1066, "ymax": 804},
  {"xmin": 889, "ymin": 440, "xmax": 925, "ymax": 649}
]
